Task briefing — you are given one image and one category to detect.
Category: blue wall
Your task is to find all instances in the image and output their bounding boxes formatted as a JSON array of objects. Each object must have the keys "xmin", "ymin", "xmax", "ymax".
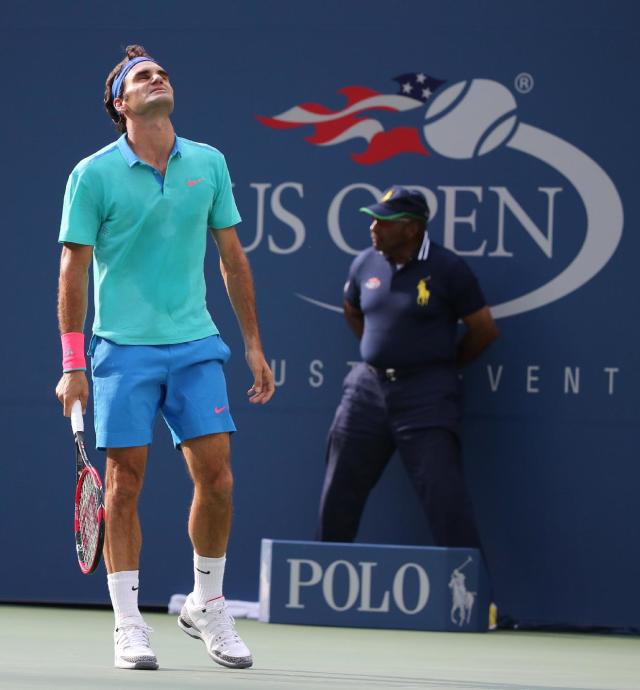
[{"xmin": 1, "ymin": 0, "xmax": 638, "ymax": 629}]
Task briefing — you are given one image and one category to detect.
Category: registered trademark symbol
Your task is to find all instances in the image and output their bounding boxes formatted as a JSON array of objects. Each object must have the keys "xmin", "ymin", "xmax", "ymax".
[{"xmin": 514, "ymin": 72, "xmax": 534, "ymax": 93}]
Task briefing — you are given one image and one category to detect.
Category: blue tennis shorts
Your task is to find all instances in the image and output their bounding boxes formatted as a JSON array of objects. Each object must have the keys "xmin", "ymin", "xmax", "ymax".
[{"xmin": 90, "ymin": 335, "xmax": 236, "ymax": 450}]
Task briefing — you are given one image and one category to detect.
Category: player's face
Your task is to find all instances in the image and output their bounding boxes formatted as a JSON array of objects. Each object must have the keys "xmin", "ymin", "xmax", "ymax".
[
  {"xmin": 119, "ymin": 62, "xmax": 174, "ymax": 117},
  {"xmin": 369, "ymin": 217, "xmax": 414, "ymax": 256}
]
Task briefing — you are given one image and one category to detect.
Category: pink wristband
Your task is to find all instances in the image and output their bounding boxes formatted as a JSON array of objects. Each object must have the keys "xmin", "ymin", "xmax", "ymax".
[{"xmin": 61, "ymin": 332, "xmax": 86, "ymax": 372}]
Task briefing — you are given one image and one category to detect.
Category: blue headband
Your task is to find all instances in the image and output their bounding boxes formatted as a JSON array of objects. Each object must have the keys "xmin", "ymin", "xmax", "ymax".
[{"xmin": 111, "ymin": 56, "xmax": 158, "ymax": 101}]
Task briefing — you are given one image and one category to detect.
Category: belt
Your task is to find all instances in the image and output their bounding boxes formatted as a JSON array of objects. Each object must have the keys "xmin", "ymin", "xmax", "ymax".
[{"xmin": 365, "ymin": 363, "xmax": 431, "ymax": 381}]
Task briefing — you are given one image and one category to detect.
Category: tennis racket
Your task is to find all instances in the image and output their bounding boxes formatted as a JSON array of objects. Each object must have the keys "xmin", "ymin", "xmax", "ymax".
[{"xmin": 71, "ymin": 400, "xmax": 105, "ymax": 574}]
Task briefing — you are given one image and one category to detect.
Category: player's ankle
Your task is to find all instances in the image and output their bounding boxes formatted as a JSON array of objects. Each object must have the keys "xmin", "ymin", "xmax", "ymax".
[{"xmin": 116, "ymin": 614, "xmax": 145, "ymax": 627}]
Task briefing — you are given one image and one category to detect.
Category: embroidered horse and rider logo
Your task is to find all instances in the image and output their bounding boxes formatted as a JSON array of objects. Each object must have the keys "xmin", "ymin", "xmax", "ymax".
[{"xmin": 417, "ymin": 277, "xmax": 431, "ymax": 306}]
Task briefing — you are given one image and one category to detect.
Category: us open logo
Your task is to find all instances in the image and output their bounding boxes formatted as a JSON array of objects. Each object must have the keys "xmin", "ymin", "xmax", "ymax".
[{"xmin": 256, "ymin": 74, "xmax": 624, "ymax": 320}]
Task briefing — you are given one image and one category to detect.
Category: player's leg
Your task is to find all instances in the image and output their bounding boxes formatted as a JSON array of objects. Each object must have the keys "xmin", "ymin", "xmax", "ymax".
[
  {"xmin": 161, "ymin": 335, "xmax": 236, "ymax": 569},
  {"xmin": 91, "ymin": 336, "xmax": 164, "ymax": 670},
  {"xmin": 318, "ymin": 363, "xmax": 395, "ymax": 541},
  {"xmin": 104, "ymin": 445, "xmax": 149, "ymax": 574},
  {"xmin": 396, "ymin": 428, "xmax": 482, "ymax": 548},
  {"xmin": 104, "ymin": 446, "xmax": 158, "ymax": 670},
  {"xmin": 176, "ymin": 433, "xmax": 251, "ymax": 669},
  {"xmin": 161, "ymin": 336, "xmax": 250, "ymax": 668},
  {"xmin": 182, "ymin": 432, "xmax": 233, "ymax": 598}
]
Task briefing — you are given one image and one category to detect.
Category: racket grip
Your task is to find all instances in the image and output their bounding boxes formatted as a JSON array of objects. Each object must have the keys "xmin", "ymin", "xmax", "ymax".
[{"xmin": 71, "ymin": 400, "xmax": 84, "ymax": 433}]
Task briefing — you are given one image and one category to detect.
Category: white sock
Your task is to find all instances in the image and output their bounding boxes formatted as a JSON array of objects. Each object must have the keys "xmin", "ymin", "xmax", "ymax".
[
  {"xmin": 107, "ymin": 570, "xmax": 143, "ymax": 626},
  {"xmin": 193, "ymin": 552, "xmax": 226, "ymax": 605}
]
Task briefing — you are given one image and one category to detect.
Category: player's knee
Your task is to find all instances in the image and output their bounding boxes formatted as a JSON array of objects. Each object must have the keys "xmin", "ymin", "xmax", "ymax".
[
  {"xmin": 200, "ymin": 465, "xmax": 234, "ymax": 503},
  {"xmin": 106, "ymin": 465, "xmax": 144, "ymax": 505},
  {"xmin": 211, "ymin": 466, "xmax": 234, "ymax": 501}
]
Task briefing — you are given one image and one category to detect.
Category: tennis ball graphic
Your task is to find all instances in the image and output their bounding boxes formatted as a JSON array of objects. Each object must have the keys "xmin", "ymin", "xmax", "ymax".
[{"xmin": 423, "ymin": 79, "xmax": 518, "ymax": 159}]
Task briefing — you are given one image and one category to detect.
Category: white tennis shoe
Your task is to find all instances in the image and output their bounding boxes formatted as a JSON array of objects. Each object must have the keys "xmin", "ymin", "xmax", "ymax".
[
  {"xmin": 178, "ymin": 594, "xmax": 253, "ymax": 668},
  {"xmin": 114, "ymin": 620, "xmax": 159, "ymax": 670}
]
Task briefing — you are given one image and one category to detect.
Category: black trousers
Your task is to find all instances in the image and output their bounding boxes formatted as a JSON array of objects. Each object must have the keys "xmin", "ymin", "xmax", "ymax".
[{"xmin": 318, "ymin": 363, "xmax": 481, "ymax": 548}]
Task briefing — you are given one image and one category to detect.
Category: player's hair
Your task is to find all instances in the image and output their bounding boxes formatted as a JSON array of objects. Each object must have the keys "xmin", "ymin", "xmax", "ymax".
[{"xmin": 104, "ymin": 44, "xmax": 154, "ymax": 133}]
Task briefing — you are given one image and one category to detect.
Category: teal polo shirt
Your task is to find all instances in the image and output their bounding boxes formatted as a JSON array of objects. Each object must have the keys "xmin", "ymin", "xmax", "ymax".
[{"xmin": 59, "ymin": 134, "xmax": 241, "ymax": 345}]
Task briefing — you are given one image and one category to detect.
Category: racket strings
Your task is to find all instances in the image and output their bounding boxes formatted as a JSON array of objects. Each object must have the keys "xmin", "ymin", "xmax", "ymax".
[{"xmin": 78, "ymin": 477, "xmax": 101, "ymax": 563}]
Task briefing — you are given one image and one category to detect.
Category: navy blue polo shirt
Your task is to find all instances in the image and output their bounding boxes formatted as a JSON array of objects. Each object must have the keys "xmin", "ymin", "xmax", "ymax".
[{"xmin": 344, "ymin": 237, "xmax": 486, "ymax": 373}]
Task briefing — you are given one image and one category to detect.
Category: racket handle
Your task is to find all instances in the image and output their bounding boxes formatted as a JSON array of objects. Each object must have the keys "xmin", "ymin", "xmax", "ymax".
[{"xmin": 71, "ymin": 400, "xmax": 84, "ymax": 433}]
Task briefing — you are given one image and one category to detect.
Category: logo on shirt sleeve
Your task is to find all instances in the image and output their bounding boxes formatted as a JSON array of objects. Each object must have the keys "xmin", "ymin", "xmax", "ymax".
[
  {"xmin": 417, "ymin": 277, "xmax": 431, "ymax": 306},
  {"xmin": 365, "ymin": 277, "xmax": 381, "ymax": 289}
]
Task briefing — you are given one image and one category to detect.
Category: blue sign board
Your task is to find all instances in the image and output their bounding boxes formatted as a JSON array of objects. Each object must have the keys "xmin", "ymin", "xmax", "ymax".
[
  {"xmin": 0, "ymin": 1, "xmax": 638, "ymax": 630},
  {"xmin": 259, "ymin": 540, "xmax": 490, "ymax": 632}
]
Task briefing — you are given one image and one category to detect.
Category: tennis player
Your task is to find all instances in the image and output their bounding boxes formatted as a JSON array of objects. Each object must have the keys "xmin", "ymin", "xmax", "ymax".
[{"xmin": 55, "ymin": 45, "xmax": 274, "ymax": 671}]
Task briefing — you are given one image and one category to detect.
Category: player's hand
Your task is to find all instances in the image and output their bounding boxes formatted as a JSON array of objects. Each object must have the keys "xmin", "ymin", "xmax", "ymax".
[
  {"xmin": 55, "ymin": 371, "xmax": 89, "ymax": 416},
  {"xmin": 245, "ymin": 349, "xmax": 275, "ymax": 404}
]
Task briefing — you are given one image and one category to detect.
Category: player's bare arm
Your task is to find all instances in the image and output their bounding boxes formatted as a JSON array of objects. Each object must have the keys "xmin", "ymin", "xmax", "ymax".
[
  {"xmin": 457, "ymin": 306, "xmax": 499, "ymax": 367},
  {"xmin": 212, "ymin": 226, "xmax": 275, "ymax": 404},
  {"xmin": 343, "ymin": 299, "xmax": 364, "ymax": 340},
  {"xmin": 55, "ymin": 243, "xmax": 93, "ymax": 415}
]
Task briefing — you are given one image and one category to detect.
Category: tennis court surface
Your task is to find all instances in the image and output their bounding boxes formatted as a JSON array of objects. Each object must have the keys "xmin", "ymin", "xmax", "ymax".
[{"xmin": 1, "ymin": 605, "xmax": 638, "ymax": 690}]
